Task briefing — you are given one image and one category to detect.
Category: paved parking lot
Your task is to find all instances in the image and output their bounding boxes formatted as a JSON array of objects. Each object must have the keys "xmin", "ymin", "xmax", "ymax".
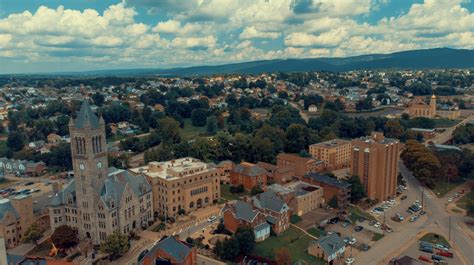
[{"xmin": 396, "ymin": 238, "xmax": 463, "ymax": 265}]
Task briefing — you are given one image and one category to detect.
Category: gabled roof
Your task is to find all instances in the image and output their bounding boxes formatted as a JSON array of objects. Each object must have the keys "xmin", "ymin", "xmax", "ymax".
[
  {"xmin": 143, "ymin": 237, "xmax": 192, "ymax": 263},
  {"xmin": 75, "ymin": 100, "xmax": 100, "ymax": 129},
  {"xmin": 253, "ymin": 191, "xmax": 288, "ymax": 213},
  {"xmin": 304, "ymin": 173, "xmax": 351, "ymax": 189},
  {"xmin": 232, "ymin": 201, "xmax": 259, "ymax": 222},
  {"xmin": 310, "ymin": 233, "xmax": 345, "ymax": 257},
  {"xmin": 50, "ymin": 180, "xmax": 76, "ymax": 207}
]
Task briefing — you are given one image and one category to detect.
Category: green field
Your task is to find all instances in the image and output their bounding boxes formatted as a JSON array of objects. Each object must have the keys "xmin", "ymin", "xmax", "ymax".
[
  {"xmin": 182, "ymin": 118, "xmax": 209, "ymax": 139},
  {"xmin": 420, "ymin": 233, "xmax": 450, "ymax": 247},
  {"xmin": 456, "ymin": 190, "xmax": 474, "ymax": 210},
  {"xmin": 253, "ymin": 227, "xmax": 324, "ymax": 264},
  {"xmin": 372, "ymin": 233, "xmax": 384, "ymax": 241},
  {"xmin": 433, "ymin": 118, "xmax": 460, "ymax": 128},
  {"xmin": 349, "ymin": 206, "xmax": 376, "ymax": 223},
  {"xmin": 432, "ymin": 179, "xmax": 464, "ymax": 198},
  {"xmin": 307, "ymin": 227, "xmax": 327, "ymax": 238}
]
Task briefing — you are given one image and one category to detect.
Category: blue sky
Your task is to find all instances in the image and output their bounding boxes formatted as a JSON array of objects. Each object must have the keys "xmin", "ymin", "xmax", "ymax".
[{"xmin": 0, "ymin": 0, "xmax": 473, "ymax": 73}]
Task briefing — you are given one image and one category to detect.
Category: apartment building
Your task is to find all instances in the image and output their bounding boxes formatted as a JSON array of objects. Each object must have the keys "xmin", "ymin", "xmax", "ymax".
[
  {"xmin": 309, "ymin": 139, "xmax": 351, "ymax": 170},
  {"xmin": 0, "ymin": 195, "xmax": 35, "ymax": 249},
  {"xmin": 276, "ymin": 153, "xmax": 324, "ymax": 178},
  {"xmin": 350, "ymin": 132, "xmax": 400, "ymax": 201},
  {"xmin": 131, "ymin": 157, "xmax": 221, "ymax": 218}
]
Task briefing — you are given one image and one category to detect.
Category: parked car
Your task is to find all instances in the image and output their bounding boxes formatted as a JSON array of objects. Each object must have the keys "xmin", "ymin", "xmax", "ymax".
[
  {"xmin": 447, "ymin": 198, "xmax": 453, "ymax": 202},
  {"xmin": 436, "ymin": 251, "xmax": 453, "ymax": 258},
  {"xmin": 341, "ymin": 222, "xmax": 349, "ymax": 228},
  {"xmin": 355, "ymin": 226, "xmax": 363, "ymax": 232},
  {"xmin": 401, "ymin": 195, "xmax": 408, "ymax": 200},
  {"xmin": 420, "ymin": 247, "xmax": 433, "ymax": 253},
  {"xmin": 137, "ymin": 249, "xmax": 149, "ymax": 262},
  {"xmin": 419, "ymin": 241, "xmax": 432, "ymax": 248},
  {"xmin": 207, "ymin": 215, "xmax": 217, "ymax": 222},
  {"xmin": 345, "ymin": 257, "xmax": 355, "ymax": 264},
  {"xmin": 431, "ymin": 254, "xmax": 443, "ymax": 261},
  {"xmin": 358, "ymin": 217, "xmax": 365, "ymax": 222},
  {"xmin": 435, "ymin": 244, "xmax": 449, "ymax": 251},
  {"xmin": 418, "ymin": 255, "xmax": 431, "ymax": 262},
  {"xmin": 25, "ymin": 182, "xmax": 34, "ymax": 186},
  {"xmin": 360, "ymin": 244, "xmax": 370, "ymax": 251}
]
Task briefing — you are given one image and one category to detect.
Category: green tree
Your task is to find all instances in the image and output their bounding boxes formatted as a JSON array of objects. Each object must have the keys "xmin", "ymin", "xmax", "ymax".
[
  {"xmin": 156, "ymin": 117, "xmax": 181, "ymax": 144},
  {"xmin": 220, "ymin": 238, "xmax": 240, "ymax": 261},
  {"xmin": 206, "ymin": 116, "xmax": 218, "ymax": 134},
  {"xmin": 235, "ymin": 226, "xmax": 255, "ymax": 255},
  {"xmin": 384, "ymin": 120, "xmax": 405, "ymax": 139},
  {"xmin": 91, "ymin": 92, "xmax": 105, "ymax": 107},
  {"xmin": 51, "ymin": 225, "xmax": 78, "ymax": 249},
  {"xmin": 191, "ymin": 108, "xmax": 207, "ymax": 127},
  {"xmin": 7, "ymin": 132, "xmax": 25, "ymax": 152},
  {"xmin": 284, "ymin": 124, "xmax": 309, "ymax": 153},
  {"xmin": 21, "ymin": 224, "xmax": 43, "ymax": 244},
  {"xmin": 100, "ymin": 231, "xmax": 130, "ymax": 260},
  {"xmin": 348, "ymin": 175, "xmax": 366, "ymax": 203},
  {"xmin": 251, "ymin": 185, "xmax": 264, "ymax": 195}
]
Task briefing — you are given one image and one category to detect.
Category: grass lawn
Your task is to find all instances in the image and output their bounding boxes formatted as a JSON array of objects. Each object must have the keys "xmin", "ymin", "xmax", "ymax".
[
  {"xmin": 456, "ymin": 190, "xmax": 474, "ymax": 210},
  {"xmin": 220, "ymin": 184, "xmax": 247, "ymax": 201},
  {"xmin": 372, "ymin": 233, "xmax": 384, "ymax": 241},
  {"xmin": 253, "ymin": 227, "xmax": 324, "ymax": 264},
  {"xmin": 107, "ymin": 134, "xmax": 128, "ymax": 143},
  {"xmin": 307, "ymin": 227, "xmax": 327, "ymax": 238},
  {"xmin": 349, "ymin": 206, "xmax": 376, "ymax": 223},
  {"xmin": 420, "ymin": 233, "xmax": 450, "ymax": 247},
  {"xmin": 431, "ymin": 179, "xmax": 464, "ymax": 198},
  {"xmin": 0, "ymin": 178, "xmax": 18, "ymax": 189},
  {"xmin": 182, "ymin": 118, "xmax": 209, "ymax": 139}
]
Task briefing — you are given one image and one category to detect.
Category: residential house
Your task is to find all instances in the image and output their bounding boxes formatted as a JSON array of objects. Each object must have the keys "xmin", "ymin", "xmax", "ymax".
[
  {"xmin": 222, "ymin": 201, "xmax": 271, "ymax": 242},
  {"xmin": 139, "ymin": 236, "xmax": 197, "ymax": 265},
  {"xmin": 308, "ymin": 234, "xmax": 346, "ymax": 264},
  {"xmin": 251, "ymin": 191, "xmax": 290, "ymax": 234}
]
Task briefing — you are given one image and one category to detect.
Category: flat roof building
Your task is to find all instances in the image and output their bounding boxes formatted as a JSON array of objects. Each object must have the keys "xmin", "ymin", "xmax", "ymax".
[
  {"xmin": 309, "ymin": 139, "xmax": 352, "ymax": 170},
  {"xmin": 131, "ymin": 157, "xmax": 220, "ymax": 217}
]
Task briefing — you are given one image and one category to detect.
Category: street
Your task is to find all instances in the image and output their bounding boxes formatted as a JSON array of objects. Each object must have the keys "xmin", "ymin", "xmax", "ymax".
[{"xmin": 355, "ymin": 161, "xmax": 473, "ymax": 265}]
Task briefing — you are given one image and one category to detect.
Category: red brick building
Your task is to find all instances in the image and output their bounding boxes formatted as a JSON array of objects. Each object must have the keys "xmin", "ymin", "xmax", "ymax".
[
  {"xmin": 230, "ymin": 162, "xmax": 268, "ymax": 191},
  {"xmin": 140, "ymin": 236, "xmax": 196, "ymax": 265},
  {"xmin": 251, "ymin": 191, "xmax": 290, "ymax": 234},
  {"xmin": 302, "ymin": 173, "xmax": 351, "ymax": 210},
  {"xmin": 222, "ymin": 201, "xmax": 271, "ymax": 242},
  {"xmin": 276, "ymin": 153, "xmax": 324, "ymax": 178},
  {"xmin": 256, "ymin": 162, "xmax": 294, "ymax": 184}
]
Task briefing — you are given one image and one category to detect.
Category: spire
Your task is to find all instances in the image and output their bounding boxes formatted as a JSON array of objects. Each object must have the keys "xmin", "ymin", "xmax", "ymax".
[{"xmin": 75, "ymin": 100, "xmax": 100, "ymax": 129}]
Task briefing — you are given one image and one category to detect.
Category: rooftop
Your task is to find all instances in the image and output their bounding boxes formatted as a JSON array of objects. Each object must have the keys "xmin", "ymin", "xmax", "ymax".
[
  {"xmin": 268, "ymin": 181, "xmax": 320, "ymax": 197},
  {"xmin": 130, "ymin": 157, "xmax": 214, "ymax": 180},
  {"xmin": 310, "ymin": 139, "xmax": 351, "ymax": 148},
  {"xmin": 304, "ymin": 173, "xmax": 351, "ymax": 189}
]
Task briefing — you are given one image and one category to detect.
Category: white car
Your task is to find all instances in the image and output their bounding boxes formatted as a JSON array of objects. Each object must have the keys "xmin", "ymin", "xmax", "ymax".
[
  {"xmin": 447, "ymin": 198, "xmax": 453, "ymax": 202},
  {"xmin": 207, "ymin": 215, "xmax": 217, "ymax": 222},
  {"xmin": 349, "ymin": 237, "xmax": 357, "ymax": 245},
  {"xmin": 374, "ymin": 222, "xmax": 381, "ymax": 228},
  {"xmin": 345, "ymin": 257, "xmax": 355, "ymax": 264}
]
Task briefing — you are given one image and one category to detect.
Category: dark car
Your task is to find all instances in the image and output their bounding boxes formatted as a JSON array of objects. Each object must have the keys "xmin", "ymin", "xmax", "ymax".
[
  {"xmin": 137, "ymin": 249, "xmax": 149, "ymax": 262},
  {"xmin": 420, "ymin": 246, "xmax": 433, "ymax": 253},
  {"xmin": 25, "ymin": 182, "xmax": 34, "ymax": 186},
  {"xmin": 431, "ymin": 254, "xmax": 443, "ymax": 261},
  {"xmin": 358, "ymin": 217, "xmax": 365, "ymax": 222},
  {"xmin": 355, "ymin": 226, "xmax": 363, "ymax": 232},
  {"xmin": 401, "ymin": 195, "xmax": 408, "ymax": 200},
  {"xmin": 360, "ymin": 244, "xmax": 370, "ymax": 251}
]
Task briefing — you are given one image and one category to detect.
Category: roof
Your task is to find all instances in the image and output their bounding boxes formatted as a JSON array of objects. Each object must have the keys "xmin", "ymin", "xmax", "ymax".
[
  {"xmin": 232, "ymin": 201, "xmax": 259, "ymax": 222},
  {"xmin": 233, "ymin": 164, "xmax": 267, "ymax": 177},
  {"xmin": 253, "ymin": 191, "xmax": 288, "ymax": 213},
  {"xmin": 254, "ymin": 222, "xmax": 270, "ymax": 232},
  {"xmin": 311, "ymin": 233, "xmax": 345, "ymax": 257},
  {"xmin": 310, "ymin": 139, "xmax": 351, "ymax": 148},
  {"xmin": 304, "ymin": 173, "xmax": 351, "ymax": 189},
  {"xmin": 143, "ymin": 237, "xmax": 192, "ymax": 263},
  {"xmin": 75, "ymin": 100, "xmax": 100, "ymax": 129},
  {"xmin": 277, "ymin": 153, "xmax": 317, "ymax": 163},
  {"xmin": 0, "ymin": 198, "xmax": 19, "ymax": 221},
  {"xmin": 50, "ymin": 180, "xmax": 76, "ymax": 207}
]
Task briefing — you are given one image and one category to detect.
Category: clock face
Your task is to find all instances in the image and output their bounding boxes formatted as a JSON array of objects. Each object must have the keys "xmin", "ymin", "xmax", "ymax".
[
  {"xmin": 79, "ymin": 163, "xmax": 85, "ymax": 171},
  {"xmin": 97, "ymin": 162, "xmax": 103, "ymax": 169}
]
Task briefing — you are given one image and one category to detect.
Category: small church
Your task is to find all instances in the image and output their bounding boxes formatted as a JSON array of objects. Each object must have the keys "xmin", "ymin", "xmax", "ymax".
[
  {"xmin": 48, "ymin": 101, "xmax": 154, "ymax": 245},
  {"xmin": 406, "ymin": 94, "xmax": 437, "ymax": 118}
]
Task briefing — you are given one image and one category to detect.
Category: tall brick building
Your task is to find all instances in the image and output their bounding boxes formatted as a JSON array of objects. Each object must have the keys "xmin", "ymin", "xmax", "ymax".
[
  {"xmin": 49, "ymin": 101, "xmax": 153, "ymax": 245},
  {"xmin": 350, "ymin": 132, "xmax": 400, "ymax": 201},
  {"xmin": 309, "ymin": 139, "xmax": 351, "ymax": 170}
]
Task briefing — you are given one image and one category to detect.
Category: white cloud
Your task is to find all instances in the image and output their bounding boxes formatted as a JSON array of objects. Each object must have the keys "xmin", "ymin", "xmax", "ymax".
[
  {"xmin": 284, "ymin": 28, "xmax": 348, "ymax": 47},
  {"xmin": 152, "ymin": 19, "xmax": 181, "ymax": 33},
  {"xmin": 172, "ymin": 36, "xmax": 216, "ymax": 49},
  {"xmin": 239, "ymin": 26, "xmax": 280, "ymax": 39}
]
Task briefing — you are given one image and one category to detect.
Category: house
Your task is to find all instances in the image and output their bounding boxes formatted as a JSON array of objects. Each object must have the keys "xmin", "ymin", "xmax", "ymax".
[
  {"xmin": 251, "ymin": 191, "xmax": 290, "ymax": 234},
  {"xmin": 302, "ymin": 173, "xmax": 351, "ymax": 210},
  {"xmin": 140, "ymin": 236, "xmax": 197, "ymax": 265},
  {"xmin": 0, "ymin": 158, "xmax": 46, "ymax": 177},
  {"xmin": 222, "ymin": 201, "xmax": 271, "ymax": 242},
  {"xmin": 308, "ymin": 104, "xmax": 318, "ymax": 113},
  {"xmin": 308, "ymin": 234, "xmax": 345, "ymax": 264},
  {"xmin": 276, "ymin": 153, "xmax": 324, "ymax": 178},
  {"xmin": 230, "ymin": 162, "xmax": 268, "ymax": 192}
]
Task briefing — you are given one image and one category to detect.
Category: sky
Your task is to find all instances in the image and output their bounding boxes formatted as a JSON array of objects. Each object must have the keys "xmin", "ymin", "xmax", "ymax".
[{"xmin": 0, "ymin": 0, "xmax": 473, "ymax": 74}]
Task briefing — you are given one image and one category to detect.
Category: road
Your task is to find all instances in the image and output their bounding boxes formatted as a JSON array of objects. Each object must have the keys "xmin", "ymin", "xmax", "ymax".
[
  {"xmin": 425, "ymin": 114, "xmax": 474, "ymax": 145},
  {"xmin": 355, "ymin": 162, "xmax": 473, "ymax": 264}
]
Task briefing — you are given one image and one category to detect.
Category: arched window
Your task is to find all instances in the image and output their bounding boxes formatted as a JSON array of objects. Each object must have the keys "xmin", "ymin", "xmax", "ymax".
[
  {"xmin": 189, "ymin": 202, "xmax": 194, "ymax": 208},
  {"xmin": 75, "ymin": 138, "xmax": 80, "ymax": 154},
  {"xmin": 204, "ymin": 197, "xmax": 209, "ymax": 204},
  {"xmin": 82, "ymin": 138, "xmax": 86, "ymax": 154}
]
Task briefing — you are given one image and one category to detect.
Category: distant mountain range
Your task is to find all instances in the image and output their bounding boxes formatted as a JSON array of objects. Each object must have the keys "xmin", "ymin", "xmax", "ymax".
[{"xmin": 34, "ymin": 48, "xmax": 474, "ymax": 76}]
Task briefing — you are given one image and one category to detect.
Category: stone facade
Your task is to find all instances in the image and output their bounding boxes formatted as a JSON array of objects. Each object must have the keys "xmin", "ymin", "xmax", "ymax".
[{"xmin": 48, "ymin": 101, "xmax": 153, "ymax": 245}]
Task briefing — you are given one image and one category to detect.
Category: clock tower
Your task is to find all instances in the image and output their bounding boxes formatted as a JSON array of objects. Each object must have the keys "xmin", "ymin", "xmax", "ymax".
[{"xmin": 69, "ymin": 100, "xmax": 109, "ymax": 242}]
